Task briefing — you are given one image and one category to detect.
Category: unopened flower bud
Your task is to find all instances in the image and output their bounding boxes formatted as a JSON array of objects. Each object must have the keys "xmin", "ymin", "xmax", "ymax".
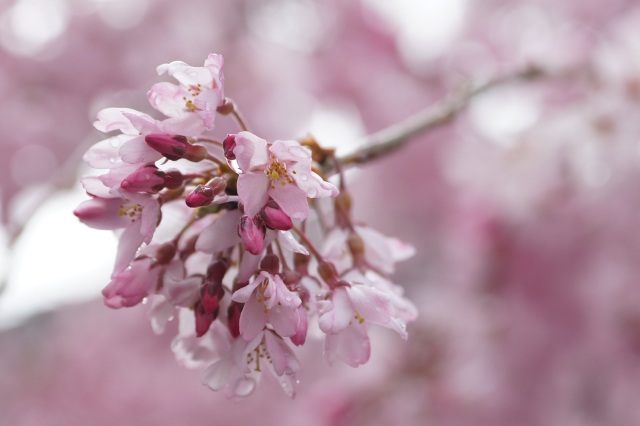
[
  {"xmin": 162, "ymin": 169, "xmax": 183, "ymax": 189},
  {"xmin": 317, "ymin": 260, "xmax": 340, "ymax": 288},
  {"xmin": 259, "ymin": 201, "xmax": 293, "ymax": 231},
  {"xmin": 223, "ymin": 134, "xmax": 236, "ymax": 160},
  {"xmin": 186, "ymin": 185, "xmax": 214, "ymax": 207},
  {"xmin": 195, "ymin": 301, "xmax": 216, "ymax": 337},
  {"xmin": 155, "ymin": 242, "xmax": 176, "ymax": 265},
  {"xmin": 348, "ymin": 233, "xmax": 365, "ymax": 256},
  {"xmin": 238, "ymin": 215, "xmax": 266, "ymax": 255},
  {"xmin": 294, "ymin": 252, "xmax": 309, "ymax": 275},
  {"xmin": 216, "ymin": 98, "xmax": 235, "ymax": 115},
  {"xmin": 186, "ymin": 178, "xmax": 227, "ymax": 208},
  {"xmin": 145, "ymin": 133, "xmax": 208, "ymax": 162},
  {"xmin": 120, "ymin": 165, "xmax": 166, "ymax": 193},
  {"xmin": 260, "ymin": 253, "xmax": 280, "ymax": 275},
  {"xmin": 227, "ymin": 302, "xmax": 242, "ymax": 338},
  {"xmin": 180, "ymin": 234, "xmax": 198, "ymax": 260},
  {"xmin": 205, "ymin": 260, "xmax": 228, "ymax": 286},
  {"xmin": 200, "ymin": 282, "xmax": 224, "ymax": 314},
  {"xmin": 334, "ymin": 192, "xmax": 352, "ymax": 227}
]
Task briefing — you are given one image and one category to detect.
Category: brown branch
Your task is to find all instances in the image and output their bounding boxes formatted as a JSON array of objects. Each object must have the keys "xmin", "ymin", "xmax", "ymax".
[{"xmin": 337, "ymin": 65, "xmax": 552, "ymax": 166}]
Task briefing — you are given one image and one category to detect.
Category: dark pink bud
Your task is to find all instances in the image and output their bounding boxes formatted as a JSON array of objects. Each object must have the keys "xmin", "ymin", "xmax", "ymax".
[
  {"xmin": 121, "ymin": 165, "xmax": 166, "ymax": 193},
  {"xmin": 163, "ymin": 169, "xmax": 183, "ymax": 189},
  {"xmin": 206, "ymin": 261, "xmax": 228, "ymax": 285},
  {"xmin": 195, "ymin": 301, "xmax": 216, "ymax": 337},
  {"xmin": 145, "ymin": 133, "xmax": 208, "ymax": 162},
  {"xmin": 155, "ymin": 242, "xmax": 176, "ymax": 265},
  {"xmin": 260, "ymin": 201, "xmax": 293, "ymax": 231},
  {"xmin": 200, "ymin": 282, "xmax": 224, "ymax": 314},
  {"xmin": 260, "ymin": 253, "xmax": 280, "ymax": 275},
  {"xmin": 227, "ymin": 302, "xmax": 242, "ymax": 338},
  {"xmin": 223, "ymin": 134, "xmax": 237, "ymax": 160},
  {"xmin": 186, "ymin": 185, "xmax": 215, "ymax": 207},
  {"xmin": 185, "ymin": 177, "xmax": 226, "ymax": 207},
  {"xmin": 238, "ymin": 215, "xmax": 265, "ymax": 255}
]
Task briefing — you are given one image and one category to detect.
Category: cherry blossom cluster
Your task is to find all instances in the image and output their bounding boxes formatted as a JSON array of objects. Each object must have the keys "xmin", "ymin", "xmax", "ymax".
[{"xmin": 74, "ymin": 54, "xmax": 417, "ymax": 398}]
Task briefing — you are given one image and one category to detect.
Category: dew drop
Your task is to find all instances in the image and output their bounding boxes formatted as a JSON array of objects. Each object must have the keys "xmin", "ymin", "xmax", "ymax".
[
  {"xmin": 234, "ymin": 378, "xmax": 257, "ymax": 397},
  {"xmin": 141, "ymin": 297, "xmax": 148, "ymax": 305},
  {"xmin": 167, "ymin": 315, "xmax": 175, "ymax": 322},
  {"xmin": 299, "ymin": 174, "xmax": 308, "ymax": 181}
]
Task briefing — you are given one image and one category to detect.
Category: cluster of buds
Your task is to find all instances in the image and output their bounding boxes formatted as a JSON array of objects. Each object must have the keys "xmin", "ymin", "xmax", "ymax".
[{"xmin": 74, "ymin": 53, "xmax": 417, "ymax": 399}]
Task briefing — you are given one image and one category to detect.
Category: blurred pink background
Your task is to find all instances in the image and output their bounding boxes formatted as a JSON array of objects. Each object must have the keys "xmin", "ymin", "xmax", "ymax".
[{"xmin": 2, "ymin": 0, "xmax": 640, "ymax": 424}]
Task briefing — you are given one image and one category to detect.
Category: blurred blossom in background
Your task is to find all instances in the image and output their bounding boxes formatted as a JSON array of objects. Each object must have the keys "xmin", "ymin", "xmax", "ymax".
[{"xmin": 2, "ymin": 0, "xmax": 640, "ymax": 424}]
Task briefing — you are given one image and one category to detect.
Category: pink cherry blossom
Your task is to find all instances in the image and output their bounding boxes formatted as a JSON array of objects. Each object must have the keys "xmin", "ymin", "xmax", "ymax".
[
  {"xmin": 317, "ymin": 272, "xmax": 415, "ymax": 366},
  {"xmin": 85, "ymin": 108, "xmax": 205, "ymax": 168},
  {"xmin": 231, "ymin": 271, "xmax": 302, "ymax": 341},
  {"xmin": 148, "ymin": 53, "xmax": 225, "ymax": 130},
  {"xmin": 202, "ymin": 329, "xmax": 300, "ymax": 399},
  {"xmin": 74, "ymin": 179, "xmax": 161, "ymax": 276},
  {"xmin": 102, "ymin": 257, "xmax": 160, "ymax": 308},
  {"xmin": 232, "ymin": 131, "xmax": 338, "ymax": 219}
]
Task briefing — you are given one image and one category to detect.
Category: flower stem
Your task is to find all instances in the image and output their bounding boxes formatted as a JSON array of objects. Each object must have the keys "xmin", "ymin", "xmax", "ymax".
[
  {"xmin": 337, "ymin": 65, "xmax": 567, "ymax": 166},
  {"xmin": 291, "ymin": 225, "xmax": 325, "ymax": 262}
]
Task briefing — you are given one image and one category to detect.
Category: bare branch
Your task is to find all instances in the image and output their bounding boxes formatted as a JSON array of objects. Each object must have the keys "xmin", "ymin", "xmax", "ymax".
[{"xmin": 337, "ymin": 65, "xmax": 552, "ymax": 166}]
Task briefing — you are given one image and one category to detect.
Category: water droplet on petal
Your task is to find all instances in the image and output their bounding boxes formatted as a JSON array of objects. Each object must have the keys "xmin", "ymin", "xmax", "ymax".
[
  {"xmin": 234, "ymin": 378, "xmax": 256, "ymax": 397},
  {"xmin": 299, "ymin": 174, "xmax": 308, "ymax": 181},
  {"xmin": 168, "ymin": 315, "xmax": 175, "ymax": 322},
  {"xmin": 141, "ymin": 297, "xmax": 148, "ymax": 305}
]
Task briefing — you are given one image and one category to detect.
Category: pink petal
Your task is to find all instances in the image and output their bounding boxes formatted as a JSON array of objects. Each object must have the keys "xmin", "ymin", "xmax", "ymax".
[
  {"xmin": 237, "ymin": 173, "xmax": 270, "ymax": 218},
  {"xmin": 290, "ymin": 164, "xmax": 338, "ymax": 198},
  {"xmin": 234, "ymin": 132, "xmax": 268, "ymax": 172},
  {"xmin": 239, "ymin": 296, "xmax": 267, "ymax": 341},
  {"xmin": 112, "ymin": 223, "xmax": 144, "ymax": 277},
  {"xmin": 195, "ymin": 209, "xmax": 241, "ymax": 254},
  {"xmin": 277, "ymin": 231, "xmax": 309, "ymax": 255},
  {"xmin": 231, "ymin": 276, "xmax": 261, "ymax": 303},
  {"xmin": 147, "ymin": 82, "xmax": 189, "ymax": 118},
  {"xmin": 264, "ymin": 331, "xmax": 300, "ymax": 376},
  {"xmin": 345, "ymin": 284, "xmax": 393, "ymax": 326},
  {"xmin": 269, "ymin": 183, "xmax": 309, "ymax": 221},
  {"xmin": 268, "ymin": 304, "xmax": 299, "ymax": 338},
  {"xmin": 323, "ymin": 322, "xmax": 371, "ymax": 367},
  {"xmin": 269, "ymin": 140, "xmax": 312, "ymax": 163},
  {"xmin": 83, "ymin": 134, "xmax": 132, "ymax": 169},
  {"xmin": 94, "ymin": 108, "xmax": 146, "ymax": 134},
  {"xmin": 81, "ymin": 176, "xmax": 114, "ymax": 199},
  {"xmin": 73, "ymin": 197, "xmax": 127, "ymax": 229},
  {"xmin": 317, "ymin": 287, "xmax": 353, "ymax": 334},
  {"xmin": 160, "ymin": 114, "xmax": 206, "ymax": 136},
  {"xmin": 119, "ymin": 136, "xmax": 162, "ymax": 164}
]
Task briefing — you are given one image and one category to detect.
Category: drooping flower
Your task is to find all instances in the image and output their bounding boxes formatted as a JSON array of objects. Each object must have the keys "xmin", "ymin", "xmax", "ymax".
[
  {"xmin": 148, "ymin": 53, "xmax": 225, "ymax": 130},
  {"xmin": 102, "ymin": 257, "xmax": 161, "ymax": 308},
  {"xmin": 74, "ymin": 177, "xmax": 161, "ymax": 277},
  {"xmin": 231, "ymin": 270, "xmax": 303, "ymax": 341},
  {"xmin": 86, "ymin": 108, "xmax": 205, "ymax": 168},
  {"xmin": 230, "ymin": 131, "xmax": 338, "ymax": 220},
  {"xmin": 202, "ymin": 329, "xmax": 300, "ymax": 399},
  {"xmin": 317, "ymin": 271, "xmax": 417, "ymax": 367}
]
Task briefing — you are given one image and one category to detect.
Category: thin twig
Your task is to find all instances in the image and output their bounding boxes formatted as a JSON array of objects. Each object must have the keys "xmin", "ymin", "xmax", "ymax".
[{"xmin": 338, "ymin": 65, "xmax": 552, "ymax": 166}]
